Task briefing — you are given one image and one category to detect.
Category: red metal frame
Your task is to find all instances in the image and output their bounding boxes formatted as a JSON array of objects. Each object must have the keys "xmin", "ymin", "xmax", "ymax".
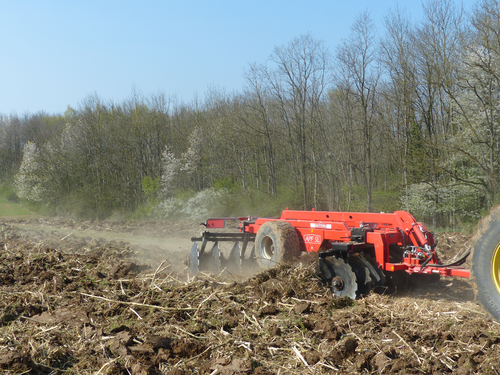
[{"xmin": 204, "ymin": 208, "xmax": 471, "ymax": 278}]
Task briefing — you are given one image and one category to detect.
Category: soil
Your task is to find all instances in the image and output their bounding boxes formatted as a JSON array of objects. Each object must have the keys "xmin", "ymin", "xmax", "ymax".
[{"xmin": 0, "ymin": 218, "xmax": 499, "ymax": 374}]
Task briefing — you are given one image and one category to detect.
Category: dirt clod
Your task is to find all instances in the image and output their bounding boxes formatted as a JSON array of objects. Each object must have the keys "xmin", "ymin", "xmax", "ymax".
[
  {"xmin": 338, "ymin": 336, "xmax": 358, "ymax": 355},
  {"xmin": 293, "ymin": 302, "xmax": 311, "ymax": 314}
]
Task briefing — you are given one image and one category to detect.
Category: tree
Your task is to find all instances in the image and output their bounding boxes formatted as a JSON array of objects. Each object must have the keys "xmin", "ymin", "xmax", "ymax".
[
  {"xmin": 444, "ymin": 0, "xmax": 500, "ymax": 207},
  {"xmin": 244, "ymin": 65, "xmax": 281, "ymax": 197},
  {"xmin": 248, "ymin": 33, "xmax": 331, "ymax": 209},
  {"xmin": 381, "ymin": 6, "xmax": 420, "ymax": 185},
  {"xmin": 14, "ymin": 141, "xmax": 45, "ymax": 202},
  {"xmin": 335, "ymin": 11, "xmax": 381, "ymax": 212}
]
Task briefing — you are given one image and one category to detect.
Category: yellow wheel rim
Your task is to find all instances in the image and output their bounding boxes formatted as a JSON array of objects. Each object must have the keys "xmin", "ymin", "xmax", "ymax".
[{"xmin": 493, "ymin": 244, "xmax": 500, "ymax": 293}]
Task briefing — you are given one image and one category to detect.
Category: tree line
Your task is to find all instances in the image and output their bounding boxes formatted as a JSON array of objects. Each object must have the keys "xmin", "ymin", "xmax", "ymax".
[{"xmin": 1, "ymin": 0, "xmax": 499, "ymax": 228}]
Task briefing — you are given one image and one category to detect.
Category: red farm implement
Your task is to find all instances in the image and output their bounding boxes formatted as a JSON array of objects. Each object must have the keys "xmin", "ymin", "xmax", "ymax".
[{"xmin": 190, "ymin": 207, "xmax": 500, "ymax": 320}]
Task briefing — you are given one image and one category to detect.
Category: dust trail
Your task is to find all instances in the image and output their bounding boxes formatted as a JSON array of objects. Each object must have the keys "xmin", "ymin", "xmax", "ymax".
[{"xmin": 0, "ymin": 217, "xmax": 198, "ymax": 272}]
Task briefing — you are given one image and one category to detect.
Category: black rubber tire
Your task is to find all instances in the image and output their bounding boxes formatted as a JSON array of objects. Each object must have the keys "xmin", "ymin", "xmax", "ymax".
[
  {"xmin": 471, "ymin": 205, "xmax": 500, "ymax": 321},
  {"xmin": 255, "ymin": 221, "xmax": 300, "ymax": 269}
]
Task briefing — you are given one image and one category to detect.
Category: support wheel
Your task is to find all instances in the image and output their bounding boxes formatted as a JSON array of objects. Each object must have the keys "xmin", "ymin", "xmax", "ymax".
[
  {"xmin": 472, "ymin": 205, "xmax": 500, "ymax": 321},
  {"xmin": 255, "ymin": 221, "xmax": 300, "ymax": 269}
]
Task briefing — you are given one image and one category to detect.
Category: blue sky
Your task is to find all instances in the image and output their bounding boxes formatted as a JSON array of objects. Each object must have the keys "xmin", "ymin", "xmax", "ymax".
[{"xmin": 0, "ymin": 0, "xmax": 477, "ymax": 115}]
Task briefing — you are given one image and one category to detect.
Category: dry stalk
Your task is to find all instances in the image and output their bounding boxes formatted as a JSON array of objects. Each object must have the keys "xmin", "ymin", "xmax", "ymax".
[
  {"xmin": 241, "ymin": 310, "xmax": 262, "ymax": 331},
  {"xmin": 129, "ymin": 307, "xmax": 143, "ymax": 319},
  {"xmin": 173, "ymin": 325, "xmax": 208, "ymax": 339},
  {"xmin": 151, "ymin": 258, "xmax": 170, "ymax": 285},
  {"xmin": 291, "ymin": 297, "xmax": 320, "ymax": 304},
  {"xmin": 194, "ymin": 291, "xmax": 218, "ymax": 317},
  {"xmin": 94, "ymin": 356, "xmax": 120, "ymax": 375},
  {"xmin": 317, "ymin": 361, "xmax": 339, "ymax": 371},
  {"xmin": 179, "ymin": 342, "xmax": 227, "ymax": 364},
  {"xmin": 119, "ymin": 280, "xmax": 126, "ymax": 295},
  {"xmin": 252, "ymin": 314, "xmax": 263, "ymax": 330},
  {"xmin": 392, "ymin": 330, "xmax": 422, "ymax": 364},
  {"xmin": 80, "ymin": 292, "xmax": 196, "ymax": 311},
  {"xmin": 292, "ymin": 346, "xmax": 309, "ymax": 367},
  {"xmin": 165, "ymin": 273, "xmax": 184, "ymax": 285},
  {"xmin": 60, "ymin": 233, "xmax": 74, "ymax": 241},
  {"xmin": 217, "ymin": 267, "xmax": 227, "ymax": 276}
]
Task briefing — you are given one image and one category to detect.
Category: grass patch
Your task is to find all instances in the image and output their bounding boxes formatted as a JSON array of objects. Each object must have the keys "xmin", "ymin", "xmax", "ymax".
[{"xmin": 0, "ymin": 197, "xmax": 33, "ymax": 217}]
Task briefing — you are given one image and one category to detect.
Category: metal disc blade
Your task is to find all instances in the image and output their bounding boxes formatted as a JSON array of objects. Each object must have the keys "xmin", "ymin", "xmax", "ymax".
[
  {"xmin": 329, "ymin": 258, "xmax": 357, "ymax": 299},
  {"xmin": 248, "ymin": 244, "xmax": 256, "ymax": 261},
  {"xmin": 348, "ymin": 254, "xmax": 371, "ymax": 296},
  {"xmin": 240, "ymin": 244, "xmax": 259, "ymax": 274},
  {"xmin": 209, "ymin": 242, "xmax": 221, "ymax": 272},
  {"xmin": 317, "ymin": 257, "xmax": 334, "ymax": 282},
  {"xmin": 189, "ymin": 242, "xmax": 199, "ymax": 274},
  {"xmin": 359, "ymin": 254, "xmax": 385, "ymax": 287},
  {"xmin": 227, "ymin": 242, "xmax": 241, "ymax": 274}
]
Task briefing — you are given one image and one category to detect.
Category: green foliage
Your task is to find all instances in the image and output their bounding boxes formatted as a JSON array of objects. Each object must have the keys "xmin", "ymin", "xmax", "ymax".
[
  {"xmin": 372, "ymin": 189, "xmax": 402, "ymax": 213},
  {"xmin": 407, "ymin": 120, "xmax": 427, "ymax": 183},
  {"xmin": 0, "ymin": 181, "xmax": 18, "ymax": 202},
  {"xmin": 402, "ymin": 183, "xmax": 485, "ymax": 228},
  {"xmin": 251, "ymin": 189, "xmax": 306, "ymax": 217},
  {"xmin": 335, "ymin": 185, "xmax": 402, "ymax": 214},
  {"xmin": 174, "ymin": 189, "xmax": 196, "ymax": 201},
  {"xmin": 213, "ymin": 177, "xmax": 238, "ymax": 193},
  {"xmin": 126, "ymin": 201, "xmax": 158, "ymax": 220},
  {"xmin": 340, "ymin": 185, "xmax": 369, "ymax": 212},
  {"xmin": 215, "ymin": 187, "xmax": 311, "ymax": 218},
  {"xmin": 0, "ymin": 197, "xmax": 32, "ymax": 217},
  {"xmin": 0, "ymin": 179, "xmax": 40, "ymax": 217},
  {"xmin": 141, "ymin": 176, "xmax": 160, "ymax": 202}
]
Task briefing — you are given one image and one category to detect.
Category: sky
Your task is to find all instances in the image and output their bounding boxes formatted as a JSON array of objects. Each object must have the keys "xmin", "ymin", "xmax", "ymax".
[{"xmin": 0, "ymin": 0, "xmax": 478, "ymax": 115}]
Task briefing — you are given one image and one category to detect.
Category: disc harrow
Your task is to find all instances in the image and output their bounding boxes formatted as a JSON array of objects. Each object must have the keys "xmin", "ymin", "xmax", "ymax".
[
  {"xmin": 190, "ymin": 230, "xmax": 256, "ymax": 274},
  {"xmin": 188, "ymin": 208, "xmax": 500, "ymax": 321}
]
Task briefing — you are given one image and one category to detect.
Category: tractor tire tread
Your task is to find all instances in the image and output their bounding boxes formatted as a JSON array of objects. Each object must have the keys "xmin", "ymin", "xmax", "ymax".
[
  {"xmin": 471, "ymin": 205, "xmax": 500, "ymax": 321},
  {"xmin": 255, "ymin": 220, "xmax": 300, "ymax": 269},
  {"xmin": 273, "ymin": 221, "xmax": 301, "ymax": 260}
]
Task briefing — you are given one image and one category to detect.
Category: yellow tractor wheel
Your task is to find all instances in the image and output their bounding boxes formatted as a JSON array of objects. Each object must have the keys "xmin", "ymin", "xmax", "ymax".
[{"xmin": 472, "ymin": 205, "xmax": 500, "ymax": 320}]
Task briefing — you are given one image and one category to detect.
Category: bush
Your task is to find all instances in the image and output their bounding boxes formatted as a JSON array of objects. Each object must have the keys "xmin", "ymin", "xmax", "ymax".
[
  {"xmin": 0, "ymin": 181, "xmax": 18, "ymax": 202},
  {"xmin": 154, "ymin": 188, "xmax": 230, "ymax": 221},
  {"xmin": 401, "ymin": 182, "xmax": 485, "ymax": 227}
]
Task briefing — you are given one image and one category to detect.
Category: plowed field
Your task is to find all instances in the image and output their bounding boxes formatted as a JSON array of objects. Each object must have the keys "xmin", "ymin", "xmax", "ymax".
[{"xmin": 1, "ymin": 218, "xmax": 499, "ymax": 374}]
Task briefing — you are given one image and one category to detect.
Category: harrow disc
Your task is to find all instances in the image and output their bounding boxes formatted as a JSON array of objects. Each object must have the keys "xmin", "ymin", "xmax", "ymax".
[
  {"xmin": 189, "ymin": 242, "xmax": 199, "ymax": 274},
  {"xmin": 346, "ymin": 254, "xmax": 371, "ymax": 296},
  {"xmin": 318, "ymin": 257, "xmax": 358, "ymax": 299},
  {"xmin": 210, "ymin": 242, "xmax": 221, "ymax": 272},
  {"xmin": 189, "ymin": 241, "xmax": 221, "ymax": 274},
  {"xmin": 357, "ymin": 254, "xmax": 386, "ymax": 293},
  {"xmin": 226, "ymin": 242, "xmax": 242, "ymax": 274},
  {"xmin": 317, "ymin": 253, "xmax": 386, "ymax": 299},
  {"xmin": 190, "ymin": 231, "xmax": 258, "ymax": 275}
]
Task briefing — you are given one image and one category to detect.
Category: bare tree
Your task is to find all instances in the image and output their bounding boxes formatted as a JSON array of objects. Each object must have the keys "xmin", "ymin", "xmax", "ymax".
[
  {"xmin": 335, "ymin": 11, "xmax": 381, "ymax": 212},
  {"xmin": 258, "ymin": 33, "xmax": 331, "ymax": 209},
  {"xmin": 381, "ymin": 6, "xmax": 420, "ymax": 186}
]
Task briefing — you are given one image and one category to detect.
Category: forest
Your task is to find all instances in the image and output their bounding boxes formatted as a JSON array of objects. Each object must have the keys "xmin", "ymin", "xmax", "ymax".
[{"xmin": 0, "ymin": 0, "xmax": 499, "ymax": 229}]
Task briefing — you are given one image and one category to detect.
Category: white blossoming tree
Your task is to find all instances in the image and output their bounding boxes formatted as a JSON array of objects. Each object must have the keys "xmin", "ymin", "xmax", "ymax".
[
  {"xmin": 14, "ymin": 141, "xmax": 46, "ymax": 202},
  {"xmin": 180, "ymin": 126, "xmax": 201, "ymax": 173},
  {"xmin": 155, "ymin": 127, "xmax": 227, "ymax": 220},
  {"xmin": 160, "ymin": 145, "xmax": 180, "ymax": 198}
]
